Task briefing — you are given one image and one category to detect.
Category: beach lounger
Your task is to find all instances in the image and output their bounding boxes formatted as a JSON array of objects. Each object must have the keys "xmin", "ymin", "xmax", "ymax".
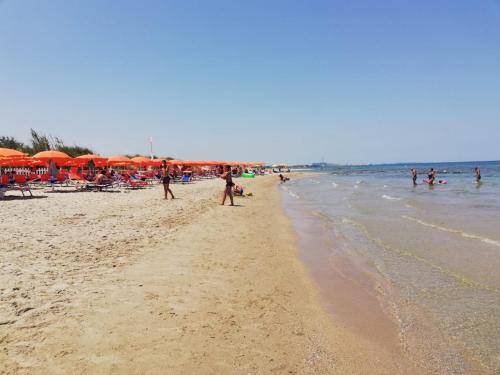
[
  {"xmin": 0, "ymin": 175, "xmax": 33, "ymax": 198},
  {"xmin": 83, "ymin": 182, "xmax": 114, "ymax": 192}
]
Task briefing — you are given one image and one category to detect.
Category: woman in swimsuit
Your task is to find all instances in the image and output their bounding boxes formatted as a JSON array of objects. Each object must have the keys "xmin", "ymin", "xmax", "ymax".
[
  {"xmin": 427, "ymin": 168, "xmax": 436, "ymax": 185},
  {"xmin": 475, "ymin": 167, "xmax": 481, "ymax": 183},
  {"xmin": 220, "ymin": 165, "xmax": 234, "ymax": 206},
  {"xmin": 161, "ymin": 160, "xmax": 175, "ymax": 200}
]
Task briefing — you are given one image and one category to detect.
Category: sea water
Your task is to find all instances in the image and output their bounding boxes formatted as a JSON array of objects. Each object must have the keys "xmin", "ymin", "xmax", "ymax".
[{"xmin": 281, "ymin": 161, "xmax": 500, "ymax": 374}]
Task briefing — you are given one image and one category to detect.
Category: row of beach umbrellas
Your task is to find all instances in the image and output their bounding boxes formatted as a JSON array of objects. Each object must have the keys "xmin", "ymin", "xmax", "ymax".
[{"xmin": 0, "ymin": 148, "xmax": 265, "ymax": 168}]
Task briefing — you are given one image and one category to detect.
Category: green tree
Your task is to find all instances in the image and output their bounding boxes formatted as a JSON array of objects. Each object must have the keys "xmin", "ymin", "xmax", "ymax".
[
  {"xmin": 29, "ymin": 129, "xmax": 51, "ymax": 154},
  {"xmin": 0, "ymin": 136, "xmax": 29, "ymax": 153}
]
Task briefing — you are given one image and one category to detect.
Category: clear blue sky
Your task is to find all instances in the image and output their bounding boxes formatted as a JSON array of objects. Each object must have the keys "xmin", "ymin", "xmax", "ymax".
[{"xmin": 1, "ymin": 0, "xmax": 499, "ymax": 164}]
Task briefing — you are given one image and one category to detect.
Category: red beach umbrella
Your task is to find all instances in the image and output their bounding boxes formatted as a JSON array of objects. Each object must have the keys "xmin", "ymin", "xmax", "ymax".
[
  {"xmin": 0, "ymin": 157, "xmax": 41, "ymax": 167},
  {"xmin": 167, "ymin": 159, "xmax": 184, "ymax": 166}
]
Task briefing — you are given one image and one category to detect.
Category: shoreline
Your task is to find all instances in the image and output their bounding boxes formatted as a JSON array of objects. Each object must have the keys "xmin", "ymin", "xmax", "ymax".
[{"xmin": 280, "ymin": 175, "xmax": 429, "ymax": 374}]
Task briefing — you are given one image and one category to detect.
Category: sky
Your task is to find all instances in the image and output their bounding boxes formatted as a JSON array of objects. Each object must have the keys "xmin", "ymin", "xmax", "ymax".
[{"xmin": 1, "ymin": 0, "xmax": 499, "ymax": 164}]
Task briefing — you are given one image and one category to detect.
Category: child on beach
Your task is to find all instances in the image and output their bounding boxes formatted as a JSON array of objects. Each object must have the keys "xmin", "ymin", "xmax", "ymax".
[
  {"xmin": 233, "ymin": 185, "xmax": 244, "ymax": 196},
  {"xmin": 220, "ymin": 165, "xmax": 234, "ymax": 206}
]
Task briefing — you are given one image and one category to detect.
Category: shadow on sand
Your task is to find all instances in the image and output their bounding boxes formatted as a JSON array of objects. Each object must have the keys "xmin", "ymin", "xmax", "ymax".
[{"xmin": 0, "ymin": 195, "xmax": 48, "ymax": 201}]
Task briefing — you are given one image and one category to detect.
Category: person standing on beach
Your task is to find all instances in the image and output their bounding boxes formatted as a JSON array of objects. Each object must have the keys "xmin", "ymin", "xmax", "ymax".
[
  {"xmin": 220, "ymin": 165, "xmax": 234, "ymax": 206},
  {"xmin": 475, "ymin": 167, "xmax": 481, "ymax": 183},
  {"xmin": 411, "ymin": 168, "xmax": 417, "ymax": 186},
  {"xmin": 161, "ymin": 160, "xmax": 175, "ymax": 200}
]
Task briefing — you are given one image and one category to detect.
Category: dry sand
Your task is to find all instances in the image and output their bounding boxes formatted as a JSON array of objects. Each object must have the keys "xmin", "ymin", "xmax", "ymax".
[{"xmin": 1, "ymin": 175, "xmax": 422, "ymax": 374}]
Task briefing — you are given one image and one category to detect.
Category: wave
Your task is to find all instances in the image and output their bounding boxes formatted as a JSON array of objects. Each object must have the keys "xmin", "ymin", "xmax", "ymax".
[
  {"xmin": 342, "ymin": 216, "xmax": 499, "ymax": 291},
  {"xmin": 331, "ymin": 182, "xmax": 338, "ymax": 188},
  {"xmin": 382, "ymin": 195, "xmax": 401, "ymax": 201},
  {"xmin": 402, "ymin": 215, "xmax": 500, "ymax": 247}
]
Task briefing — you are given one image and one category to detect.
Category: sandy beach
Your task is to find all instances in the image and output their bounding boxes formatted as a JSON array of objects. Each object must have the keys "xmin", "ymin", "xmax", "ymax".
[{"xmin": 1, "ymin": 175, "xmax": 425, "ymax": 374}]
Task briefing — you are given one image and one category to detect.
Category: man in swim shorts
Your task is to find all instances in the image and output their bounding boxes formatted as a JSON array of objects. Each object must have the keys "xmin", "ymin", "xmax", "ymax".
[
  {"xmin": 161, "ymin": 160, "xmax": 175, "ymax": 200},
  {"xmin": 411, "ymin": 168, "xmax": 417, "ymax": 186},
  {"xmin": 221, "ymin": 165, "xmax": 234, "ymax": 206}
]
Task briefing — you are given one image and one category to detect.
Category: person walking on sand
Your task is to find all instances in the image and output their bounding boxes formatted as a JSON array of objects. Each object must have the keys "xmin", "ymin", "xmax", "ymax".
[
  {"xmin": 220, "ymin": 165, "xmax": 234, "ymax": 206},
  {"xmin": 411, "ymin": 168, "xmax": 417, "ymax": 186},
  {"xmin": 475, "ymin": 167, "xmax": 481, "ymax": 183},
  {"xmin": 161, "ymin": 160, "xmax": 175, "ymax": 200}
]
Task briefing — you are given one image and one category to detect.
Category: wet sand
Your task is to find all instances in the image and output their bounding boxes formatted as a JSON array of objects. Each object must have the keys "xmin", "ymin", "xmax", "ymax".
[
  {"xmin": 282, "ymin": 193, "xmax": 427, "ymax": 374},
  {"xmin": 1, "ymin": 175, "xmax": 423, "ymax": 374}
]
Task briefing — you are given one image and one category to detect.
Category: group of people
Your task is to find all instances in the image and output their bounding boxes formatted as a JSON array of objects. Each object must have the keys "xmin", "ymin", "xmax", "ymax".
[
  {"xmin": 160, "ymin": 161, "xmax": 244, "ymax": 206},
  {"xmin": 411, "ymin": 167, "xmax": 481, "ymax": 186}
]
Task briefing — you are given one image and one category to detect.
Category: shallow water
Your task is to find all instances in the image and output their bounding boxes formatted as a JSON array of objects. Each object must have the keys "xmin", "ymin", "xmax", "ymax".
[{"xmin": 282, "ymin": 161, "xmax": 500, "ymax": 374}]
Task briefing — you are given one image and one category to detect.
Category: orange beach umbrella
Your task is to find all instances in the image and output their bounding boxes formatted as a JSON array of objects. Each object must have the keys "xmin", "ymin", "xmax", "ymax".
[
  {"xmin": 76, "ymin": 154, "xmax": 108, "ymax": 162},
  {"xmin": 107, "ymin": 155, "xmax": 135, "ymax": 166},
  {"xmin": 0, "ymin": 148, "xmax": 28, "ymax": 158},
  {"xmin": 32, "ymin": 150, "xmax": 72, "ymax": 164},
  {"xmin": 131, "ymin": 156, "xmax": 154, "ymax": 166},
  {"xmin": 75, "ymin": 154, "xmax": 108, "ymax": 167}
]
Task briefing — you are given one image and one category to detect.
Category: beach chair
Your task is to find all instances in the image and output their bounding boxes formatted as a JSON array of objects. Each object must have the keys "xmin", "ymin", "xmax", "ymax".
[
  {"xmin": 0, "ymin": 174, "xmax": 32, "ymax": 198},
  {"xmin": 0, "ymin": 176, "xmax": 6, "ymax": 199},
  {"xmin": 181, "ymin": 175, "xmax": 191, "ymax": 184},
  {"xmin": 14, "ymin": 175, "xmax": 33, "ymax": 197},
  {"xmin": 40, "ymin": 173, "xmax": 51, "ymax": 184},
  {"xmin": 120, "ymin": 174, "xmax": 148, "ymax": 189},
  {"xmin": 28, "ymin": 173, "xmax": 41, "ymax": 182}
]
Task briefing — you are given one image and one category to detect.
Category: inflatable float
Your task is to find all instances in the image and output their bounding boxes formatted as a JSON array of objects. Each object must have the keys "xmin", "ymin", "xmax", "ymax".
[
  {"xmin": 241, "ymin": 173, "xmax": 255, "ymax": 178},
  {"xmin": 423, "ymin": 179, "xmax": 447, "ymax": 185}
]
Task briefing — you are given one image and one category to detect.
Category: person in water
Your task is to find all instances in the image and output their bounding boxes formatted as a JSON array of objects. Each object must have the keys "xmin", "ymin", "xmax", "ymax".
[
  {"xmin": 475, "ymin": 167, "xmax": 481, "ymax": 183},
  {"xmin": 220, "ymin": 165, "xmax": 234, "ymax": 206},
  {"xmin": 161, "ymin": 160, "xmax": 175, "ymax": 200},
  {"xmin": 427, "ymin": 168, "xmax": 436, "ymax": 185},
  {"xmin": 411, "ymin": 168, "xmax": 417, "ymax": 186}
]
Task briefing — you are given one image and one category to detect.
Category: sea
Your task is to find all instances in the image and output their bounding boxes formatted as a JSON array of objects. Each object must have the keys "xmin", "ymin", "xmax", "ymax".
[{"xmin": 281, "ymin": 161, "xmax": 500, "ymax": 374}]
